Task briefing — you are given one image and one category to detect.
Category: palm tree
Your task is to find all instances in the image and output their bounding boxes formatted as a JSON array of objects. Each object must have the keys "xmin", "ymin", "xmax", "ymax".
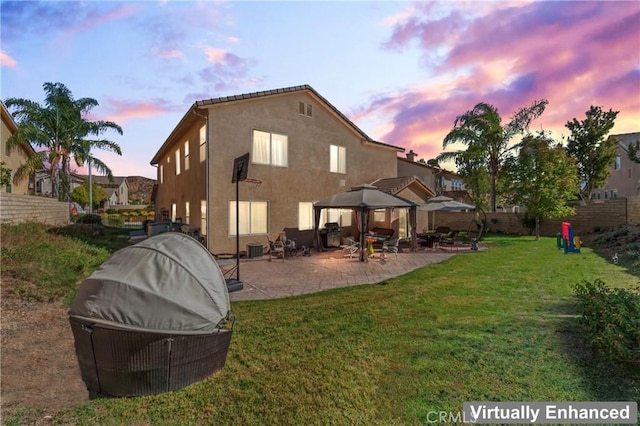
[
  {"xmin": 5, "ymin": 82, "xmax": 123, "ymax": 199},
  {"xmin": 438, "ymin": 100, "xmax": 548, "ymax": 211}
]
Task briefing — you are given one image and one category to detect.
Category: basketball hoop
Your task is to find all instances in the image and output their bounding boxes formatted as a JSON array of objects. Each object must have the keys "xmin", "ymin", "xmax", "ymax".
[{"xmin": 243, "ymin": 178, "xmax": 262, "ymax": 192}]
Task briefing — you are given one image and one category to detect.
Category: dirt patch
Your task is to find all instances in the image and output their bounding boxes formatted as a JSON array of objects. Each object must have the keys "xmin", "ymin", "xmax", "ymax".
[
  {"xmin": 1, "ymin": 278, "xmax": 88, "ymax": 424},
  {"xmin": 582, "ymin": 224, "xmax": 640, "ymax": 258}
]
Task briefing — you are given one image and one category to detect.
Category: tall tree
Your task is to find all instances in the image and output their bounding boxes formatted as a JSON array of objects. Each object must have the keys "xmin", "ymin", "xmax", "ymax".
[
  {"xmin": 452, "ymin": 145, "xmax": 490, "ymax": 212},
  {"xmin": 440, "ymin": 100, "xmax": 548, "ymax": 211},
  {"xmin": 565, "ymin": 106, "xmax": 619, "ymax": 202},
  {"xmin": 502, "ymin": 132, "xmax": 579, "ymax": 239},
  {"xmin": 621, "ymin": 135, "xmax": 640, "ymax": 164},
  {"xmin": 70, "ymin": 181, "xmax": 107, "ymax": 209},
  {"xmin": 5, "ymin": 82, "xmax": 123, "ymax": 199}
]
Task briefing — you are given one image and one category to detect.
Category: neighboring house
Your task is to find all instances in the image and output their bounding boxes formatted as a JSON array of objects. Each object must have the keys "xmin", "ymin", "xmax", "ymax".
[
  {"xmin": 88, "ymin": 175, "xmax": 129, "ymax": 207},
  {"xmin": 592, "ymin": 132, "xmax": 640, "ymax": 200},
  {"xmin": 35, "ymin": 170, "xmax": 85, "ymax": 197},
  {"xmin": 151, "ymin": 84, "xmax": 429, "ymax": 255},
  {"xmin": 1, "ymin": 101, "xmax": 36, "ymax": 195},
  {"xmin": 35, "ymin": 171, "xmax": 129, "ymax": 207},
  {"xmin": 397, "ymin": 149, "xmax": 466, "ymax": 196}
]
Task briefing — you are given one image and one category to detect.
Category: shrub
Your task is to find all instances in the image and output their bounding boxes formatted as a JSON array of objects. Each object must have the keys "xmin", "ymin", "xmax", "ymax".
[
  {"xmin": 76, "ymin": 214, "xmax": 103, "ymax": 225},
  {"xmin": 573, "ymin": 279, "xmax": 640, "ymax": 363}
]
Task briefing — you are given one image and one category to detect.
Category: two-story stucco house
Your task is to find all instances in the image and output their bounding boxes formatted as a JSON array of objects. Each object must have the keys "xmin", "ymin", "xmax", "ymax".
[
  {"xmin": 397, "ymin": 149, "xmax": 466, "ymax": 196},
  {"xmin": 592, "ymin": 132, "xmax": 640, "ymax": 200},
  {"xmin": 88, "ymin": 175, "xmax": 129, "ymax": 207},
  {"xmin": 1, "ymin": 101, "xmax": 36, "ymax": 195},
  {"xmin": 151, "ymin": 85, "xmax": 414, "ymax": 255}
]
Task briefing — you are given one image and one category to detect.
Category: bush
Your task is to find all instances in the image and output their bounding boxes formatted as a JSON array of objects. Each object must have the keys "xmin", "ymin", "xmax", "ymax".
[
  {"xmin": 76, "ymin": 214, "xmax": 103, "ymax": 225},
  {"xmin": 573, "ymin": 279, "xmax": 640, "ymax": 363}
]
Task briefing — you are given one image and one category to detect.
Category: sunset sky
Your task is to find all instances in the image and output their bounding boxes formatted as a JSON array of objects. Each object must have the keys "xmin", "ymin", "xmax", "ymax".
[{"xmin": 2, "ymin": 1, "xmax": 639, "ymax": 179}]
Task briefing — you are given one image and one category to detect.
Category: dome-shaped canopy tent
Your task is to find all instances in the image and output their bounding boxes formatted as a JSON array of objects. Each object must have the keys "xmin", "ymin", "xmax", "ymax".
[{"xmin": 68, "ymin": 232, "xmax": 234, "ymax": 397}]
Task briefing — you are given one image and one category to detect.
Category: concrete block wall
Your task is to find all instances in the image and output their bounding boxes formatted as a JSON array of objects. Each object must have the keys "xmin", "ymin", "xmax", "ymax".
[
  {"xmin": 431, "ymin": 198, "xmax": 633, "ymax": 237},
  {"xmin": 0, "ymin": 192, "xmax": 70, "ymax": 226}
]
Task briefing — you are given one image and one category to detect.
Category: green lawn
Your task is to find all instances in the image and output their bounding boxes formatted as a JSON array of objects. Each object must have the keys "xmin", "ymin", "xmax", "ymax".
[{"xmin": 3, "ymin": 226, "xmax": 639, "ymax": 425}]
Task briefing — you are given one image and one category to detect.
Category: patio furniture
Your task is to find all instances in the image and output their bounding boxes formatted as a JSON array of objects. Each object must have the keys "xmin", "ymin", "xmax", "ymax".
[
  {"xmin": 267, "ymin": 236, "xmax": 285, "ymax": 261},
  {"xmin": 381, "ymin": 238, "xmax": 399, "ymax": 259},
  {"xmin": 68, "ymin": 232, "xmax": 234, "ymax": 397},
  {"xmin": 439, "ymin": 230, "xmax": 460, "ymax": 251},
  {"xmin": 341, "ymin": 237, "xmax": 361, "ymax": 259}
]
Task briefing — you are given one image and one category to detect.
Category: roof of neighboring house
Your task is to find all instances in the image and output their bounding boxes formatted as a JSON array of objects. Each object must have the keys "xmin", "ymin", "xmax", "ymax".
[
  {"xmin": 1, "ymin": 101, "xmax": 37, "ymax": 156},
  {"xmin": 151, "ymin": 84, "xmax": 404, "ymax": 165},
  {"xmin": 397, "ymin": 156, "xmax": 461, "ymax": 179},
  {"xmin": 72, "ymin": 173, "xmax": 127, "ymax": 187},
  {"xmin": 371, "ymin": 176, "xmax": 435, "ymax": 197},
  {"xmin": 610, "ymin": 132, "xmax": 640, "ymax": 149}
]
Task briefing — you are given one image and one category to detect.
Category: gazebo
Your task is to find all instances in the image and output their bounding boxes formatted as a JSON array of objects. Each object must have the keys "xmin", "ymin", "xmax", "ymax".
[{"xmin": 313, "ymin": 184, "xmax": 418, "ymax": 261}]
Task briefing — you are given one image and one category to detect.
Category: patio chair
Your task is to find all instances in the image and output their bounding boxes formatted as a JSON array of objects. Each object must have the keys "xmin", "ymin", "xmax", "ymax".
[
  {"xmin": 341, "ymin": 237, "xmax": 361, "ymax": 259},
  {"xmin": 267, "ymin": 236, "xmax": 285, "ymax": 262},
  {"xmin": 439, "ymin": 230, "xmax": 460, "ymax": 251},
  {"xmin": 381, "ymin": 238, "xmax": 399, "ymax": 259}
]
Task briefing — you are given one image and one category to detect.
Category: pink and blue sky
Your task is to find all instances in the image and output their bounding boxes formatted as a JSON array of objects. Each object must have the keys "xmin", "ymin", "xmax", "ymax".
[{"xmin": 2, "ymin": 1, "xmax": 639, "ymax": 179}]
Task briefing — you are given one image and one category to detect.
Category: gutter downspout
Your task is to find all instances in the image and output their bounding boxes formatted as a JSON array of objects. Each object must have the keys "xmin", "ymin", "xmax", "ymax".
[{"xmin": 192, "ymin": 105, "xmax": 209, "ymax": 251}]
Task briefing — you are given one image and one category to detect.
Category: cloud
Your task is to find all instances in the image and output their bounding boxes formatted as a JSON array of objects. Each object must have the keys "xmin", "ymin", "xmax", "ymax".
[
  {"xmin": 361, "ymin": 1, "xmax": 640, "ymax": 163},
  {"xmin": 197, "ymin": 46, "xmax": 257, "ymax": 92},
  {"xmin": 1, "ymin": 50, "xmax": 17, "ymax": 68},
  {"xmin": 94, "ymin": 98, "xmax": 175, "ymax": 124}
]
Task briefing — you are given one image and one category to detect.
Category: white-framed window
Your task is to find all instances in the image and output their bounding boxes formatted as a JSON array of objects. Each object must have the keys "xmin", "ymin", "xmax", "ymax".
[
  {"xmin": 200, "ymin": 125, "xmax": 206, "ymax": 162},
  {"xmin": 159, "ymin": 164, "xmax": 164, "ymax": 184},
  {"xmin": 611, "ymin": 189, "xmax": 618, "ymax": 198},
  {"xmin": 252, "ymin": 130, "xmax": 288, "ymax": 167},
  {"xmin": 614, "ymin": 155, "xmax": 621, "ymax": 170},
  {"xmin": 175, "ymin": 148, "xmax": 181, "ymax": 175},
  {"xmin": 320, "ymin": 208, "xmax": 352, "ymax": 228},
  {"xmin": 298, "ymin": 202, "xmax": 314, "ymax": 231},
  {"xmin": 184, "ymin": 141, "xmax": 190, "ymax": 171},
  {"xmin": 229, "ymin": 200, "xmax": 268, "ymax": 236},
  {"xmin": 185, "ymin": 201, "xmax": 190, "ymax": 224},
  {"xmin": 200, "ymin": 200, "xmax": 207, "ymax": 235},
  {"xmin": 171, "ymin": 203, "xmax": 177, "ymax": 222},
  {"xmin": 373, "ymin": 209, "xmax": 386, "ymax": 222},
  {"xmin": 330, "ymin": 145, "xmax": 346, "ymax": 174}
]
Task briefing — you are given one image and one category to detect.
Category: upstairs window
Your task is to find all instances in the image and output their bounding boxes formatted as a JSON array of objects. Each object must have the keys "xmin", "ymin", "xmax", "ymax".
[
  {"xmin": 200, "ymin": 125, "xmax": 206, "ymax": 162},
  {"xmin": 252, "ymin": 130, "xmax": 288, "ymax": 167},
  {"xmin": 184, "ymin": 141, "xmax": 190, "ymax": 171},
  {"xmin": 159, "ymin": 164, "xmax": 164, "ymax": 184},
  {"xmin": 614, "ymin": 155, "xmax": 621, "ymax": 170},
  {"xmin": 175, "ymin": 148, "xmax": 181, "ymax": 175},
  {"xmin": 330, "ymin": 145, "xmax": 346, "ymax": 174}
]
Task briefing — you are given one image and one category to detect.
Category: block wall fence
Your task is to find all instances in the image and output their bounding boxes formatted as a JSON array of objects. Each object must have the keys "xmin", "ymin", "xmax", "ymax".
[
  {"xmin": 0, "ymin": 192, "xmax": 70, "ymax": 226},
  {"xmin": 2, "ymin": 192, "xmax": 640, "ymax": 235},
  {"xmin": 428, "ymin": 197, "xmax": 640, "ymax": 237}
]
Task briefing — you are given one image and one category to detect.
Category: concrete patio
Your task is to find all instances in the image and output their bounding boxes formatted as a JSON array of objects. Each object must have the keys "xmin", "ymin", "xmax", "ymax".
[{"xmin": 221, "ymin": 248, "xmax": 460, "ymax": 301}]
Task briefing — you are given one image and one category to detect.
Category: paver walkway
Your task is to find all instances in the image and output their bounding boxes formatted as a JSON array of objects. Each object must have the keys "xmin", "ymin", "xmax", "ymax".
[{"xmin": 222, "ymin": 249, "xmax": 457, "ymax": 301}]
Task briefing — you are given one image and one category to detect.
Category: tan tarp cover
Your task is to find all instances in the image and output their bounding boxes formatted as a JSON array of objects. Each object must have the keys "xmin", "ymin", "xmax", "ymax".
[{"xmin": 69, "ymin": 232, "xmax": 230, "ymax": 334}]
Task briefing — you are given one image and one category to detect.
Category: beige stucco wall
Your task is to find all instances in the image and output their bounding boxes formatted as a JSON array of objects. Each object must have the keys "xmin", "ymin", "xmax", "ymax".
[
  {"xmin": 1, "ymin": 114, "xmax": 33, "ymax": 195},
  {"xmin": 153, "ymin": 90, "xmax": 401, "ymax": 254}
]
